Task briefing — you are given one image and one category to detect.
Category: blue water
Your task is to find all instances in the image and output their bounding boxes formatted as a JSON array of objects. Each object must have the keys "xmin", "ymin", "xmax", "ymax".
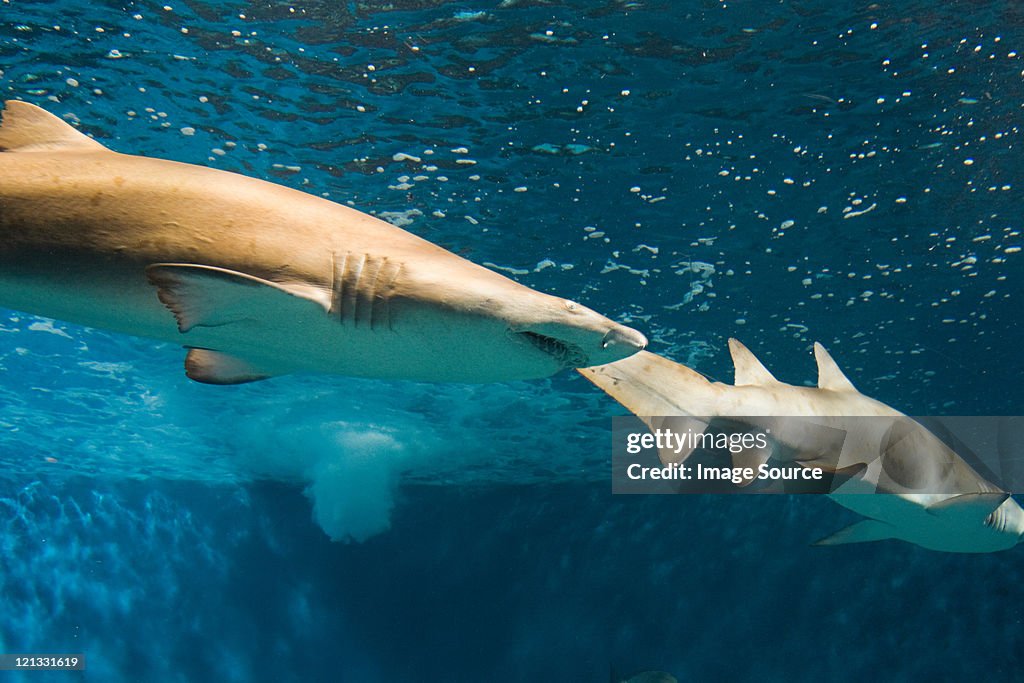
[{"xmin": 1, "ymin": 1, "xmax": 1022, "ymax": 681}]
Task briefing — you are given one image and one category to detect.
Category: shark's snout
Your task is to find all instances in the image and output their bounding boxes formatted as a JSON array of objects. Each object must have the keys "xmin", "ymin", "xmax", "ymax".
[
  {"xmin": 601, "ymin": 326, "xmax": 648, "ymax": 353},
  {"xmin": 508, "ymin": 296, "xmax": 647, "ymax": 371},
  {"xmin": 586, "ymin": 323, "xmax": 646, "ymax": 366},
  {"xmin": 517, "ymin": 320, "xmax": 646, "ymax": 369},
  {"xmin": 513, "ymin": 322, "xmax": 646, "ymax": 370}
]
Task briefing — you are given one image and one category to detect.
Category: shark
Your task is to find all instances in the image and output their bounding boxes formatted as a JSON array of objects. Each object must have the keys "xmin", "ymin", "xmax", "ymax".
[
  {"xmin": 580, "ymin": 339, "xmax": 1024, "ymax": 553},
  {"xmin": 0, "ymin": 101, "xmax": 647, "ymax": 383},
  {"xmin": 614, "ymin": 671, "xmax": 677, "ymax": 683}
]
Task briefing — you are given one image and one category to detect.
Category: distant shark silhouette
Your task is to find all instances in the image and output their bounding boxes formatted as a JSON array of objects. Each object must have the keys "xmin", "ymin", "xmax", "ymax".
[
  {"xmin": 0, "ymin": 100, "xmax": 646, "ymax": 384},
  {"xmin": 612, "ymin": 667, "xmax": 677, "ymax": 683},
  {"xmin": 581, "ymin": 339, "xmax": 1024, "ymax": 553}
]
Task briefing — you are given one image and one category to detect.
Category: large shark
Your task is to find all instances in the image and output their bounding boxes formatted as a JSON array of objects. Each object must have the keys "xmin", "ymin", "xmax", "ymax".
[
  {"xmin": 0, "ymin": 100, "xmax": 647, "ymax": 384},
  {"xmin": 580, "ymin": 340, "xmax": 1024, "ymax": 553}
]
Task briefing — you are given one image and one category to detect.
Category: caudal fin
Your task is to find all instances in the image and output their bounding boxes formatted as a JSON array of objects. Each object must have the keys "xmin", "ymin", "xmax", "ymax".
[
  {"xmin": 578, "ymin": 350, "xmax": 710, "ymax": 417},
  {"xmin": 579, "ymin": 350, "xmax": 719, "ymax": 467}
]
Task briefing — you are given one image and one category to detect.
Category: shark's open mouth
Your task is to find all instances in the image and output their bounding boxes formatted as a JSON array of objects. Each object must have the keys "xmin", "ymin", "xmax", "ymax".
[{"xmin": 519, "ymin": 331, "xmax": 589, "ymax": 368}]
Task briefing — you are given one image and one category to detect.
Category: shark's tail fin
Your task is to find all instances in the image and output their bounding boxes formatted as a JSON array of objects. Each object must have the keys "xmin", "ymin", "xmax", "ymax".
[
  {"xmin": 580, "ymin": 350, "xmax": 716, "ymax": 467},
  {"xmin": 578, "ymin": 350, "xmax": 711, "ymax": 417}
]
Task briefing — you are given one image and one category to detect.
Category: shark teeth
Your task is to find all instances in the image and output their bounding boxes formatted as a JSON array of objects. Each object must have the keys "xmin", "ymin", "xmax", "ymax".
[{"xmin": 519, "ymin": 331, "xmax": 589, "ymax": 368}]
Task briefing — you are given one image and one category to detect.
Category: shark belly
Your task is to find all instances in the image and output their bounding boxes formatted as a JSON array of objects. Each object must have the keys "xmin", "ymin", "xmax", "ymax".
[
  {"xmin": 0, "ymin": 258, "xmax": 561, "ymax": 382},
  {"xmin": 0, "ymin": 259, "xmax": 176, "ymax": 341},
  {"xmin": 828, "ymin": 492, "xmax": 1022, "ymax": 553}
]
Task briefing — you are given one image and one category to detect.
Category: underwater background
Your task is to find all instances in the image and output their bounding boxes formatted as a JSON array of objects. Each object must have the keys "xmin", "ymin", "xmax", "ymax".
[{"xmin": 1, "ymin": 0, "xmax": 1022, "ymax": 680}]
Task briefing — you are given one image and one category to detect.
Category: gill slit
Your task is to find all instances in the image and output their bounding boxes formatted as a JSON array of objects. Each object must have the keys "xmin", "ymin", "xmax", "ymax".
[{"xmin": 331, "ymin": 251, "xmax": 403, "ymax": 331}]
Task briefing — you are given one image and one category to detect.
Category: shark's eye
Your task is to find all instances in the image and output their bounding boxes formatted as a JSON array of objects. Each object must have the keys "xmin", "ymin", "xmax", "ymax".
[{"xmin": 564, "ymin": 300, "xmax": 578, "ymax": 311}]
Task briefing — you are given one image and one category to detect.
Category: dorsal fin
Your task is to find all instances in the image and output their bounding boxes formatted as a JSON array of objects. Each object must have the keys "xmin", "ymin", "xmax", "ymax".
[
  {"xmin": 0, "ymin": 100, "xmax": 109, "ymax": 153},
  {"xmin": 813, "ymin": 342, "xmax": 858, "ymax": 392},
  {"xmin": 728, "ymin": 338, "xmax": 778, "ymax": 386}
]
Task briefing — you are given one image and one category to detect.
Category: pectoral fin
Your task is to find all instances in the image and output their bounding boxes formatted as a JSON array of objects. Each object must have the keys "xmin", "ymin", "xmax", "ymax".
[
  {"xmin": 731, "ymin": 445, "xmax": 772, "ymax": 486},
  {"xmin": 652, "ymin": 416, "xmax": 708, "ymax": 466},
  {"xmin": 813, "ymin": 519, "xmax": 896, "ymax": 546},
  {"xmin": 146, "ymin": 263, "xmax": 332, "ymax": 333},
  {"xmin": 827, "ymin": 462, "xmax": 871, "ymax": 493},
  {"xmin": 710, "ymin": 418, "xmax": 773, "ymax": 486},
  {"xmin": 147, "ymin": 264, "xmax": 333, "ymax": 384},
  {"xmin": 926, "ymin": 492, "xmax": 1009, "ymax": 523}
]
